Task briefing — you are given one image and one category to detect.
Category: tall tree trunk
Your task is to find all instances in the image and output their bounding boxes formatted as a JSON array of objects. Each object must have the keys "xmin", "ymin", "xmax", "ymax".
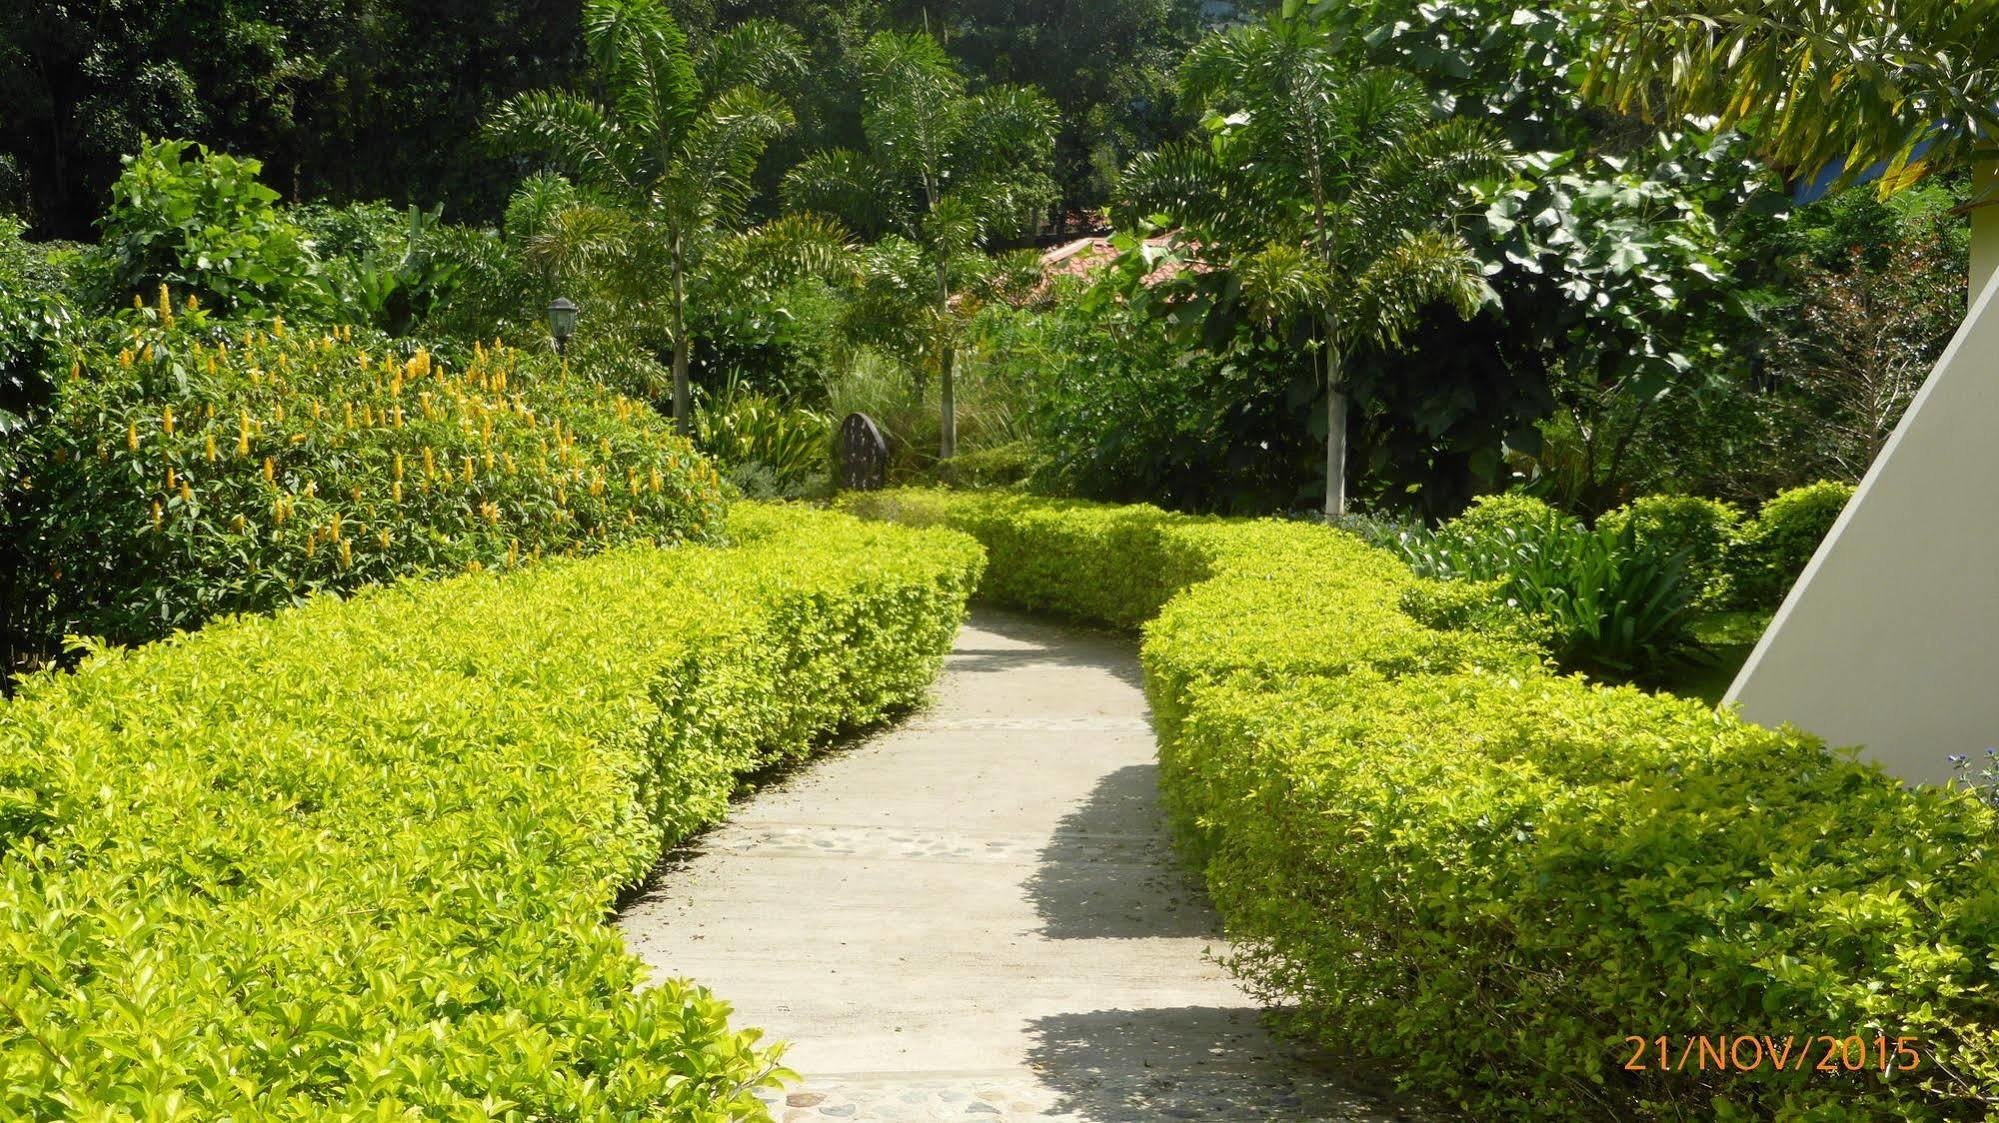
[
  {"xmin": 1323, "ymin": 343, "xmax": 1347, "ymax": 518},
  {"xmin": 671, "ymin": 339, "xmax": 691, "ymax": 437},
  {"xmin": 936, "ymin": 260, "xmax": 956, "ymax": 461},
  {"xmin": 671, "ymin": 243, "xmax": 691, "ymax": 436},
  {"xmin": 939, "ymin": 344, "xmax": 957, "ymax": 461}
]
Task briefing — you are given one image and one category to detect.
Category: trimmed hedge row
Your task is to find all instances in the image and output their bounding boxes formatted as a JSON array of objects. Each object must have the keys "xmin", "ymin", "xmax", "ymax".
[
  {"xmin": 0, "ymin": 504, "xmax": 982, "ymax": 1118},
  {"xmin": 843, "ymin": 488, "xmax": 1999, "ymax": 1120}
]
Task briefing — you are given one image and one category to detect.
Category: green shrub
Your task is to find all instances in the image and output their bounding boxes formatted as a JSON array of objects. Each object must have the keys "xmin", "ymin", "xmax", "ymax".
[
  {"xmin": 849, "ymin": 487, "xmax": 1999, "ymax": 1119},
  {"xmin": 1450, "ymin": 490, "xmax": 1571, "ymax": 539},
  {"xmin": 937, "ymin": 440, "xmax": 1041, "ymax": 490},
  {"xmin": 692, "ymin": 392, "xmax": 832, "ymax": 498},
  {"xmin": 0, "ymin": 504, "xmax": 983, "ymax": 1116},
  {"xmin": 1390, "ymin": 502, "xmax": 1700, "ymax": 681},
  {"xmin": 1598, "ymin": 493, "xmax": 1743, "ymax": 606},
  {"xmin": 1728, "ymin": 480, "xmax": 1856, "ymax": 611},
  {"xmin": 14, "ymin": 301, "xmax": 726, "ymax": 646},
  {"xmin": 97, "ymin": 139, "xmax": 329, "ymax": 314}
]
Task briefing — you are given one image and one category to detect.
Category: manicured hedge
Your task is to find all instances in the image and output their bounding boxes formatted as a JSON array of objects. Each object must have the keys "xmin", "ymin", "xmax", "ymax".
[
  {"xmin": 844, "ymin": 488, "xmax": 1999, "ymax": 1120},
  {"xmin": 0, "ymin": 504, "xmax": 982, "ymax": 1118}
]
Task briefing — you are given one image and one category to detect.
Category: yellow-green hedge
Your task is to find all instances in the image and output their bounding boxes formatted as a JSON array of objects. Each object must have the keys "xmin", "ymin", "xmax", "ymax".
[
  {"xmin": 844, "ymin": 488, "xmax": 1999, "ymax": 1120},
  {"xmin": 0, "ymin": 504, "xmax": 982, "ymax": 1119}
]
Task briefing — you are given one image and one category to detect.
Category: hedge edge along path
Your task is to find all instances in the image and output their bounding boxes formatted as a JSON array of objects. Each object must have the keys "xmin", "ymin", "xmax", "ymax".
[
  {"xmin": 843, "ymin": 488, "xmax": 1999, "ymax": 1122},
  {"xmin": 0, "ymin": 503, "xmax": 984, "ymax": 1120}
]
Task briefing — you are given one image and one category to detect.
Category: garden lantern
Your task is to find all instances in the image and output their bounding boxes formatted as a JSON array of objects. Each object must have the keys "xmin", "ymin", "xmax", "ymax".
[{"xmin": 547, "ymin": 297, "xmax": 578, "ymax": 354}]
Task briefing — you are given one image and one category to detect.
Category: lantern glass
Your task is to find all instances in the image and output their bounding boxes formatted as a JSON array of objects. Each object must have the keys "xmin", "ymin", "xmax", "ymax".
[{"xmin": 547, "ymin": 297, "xmax": 578, "ymax": 342}]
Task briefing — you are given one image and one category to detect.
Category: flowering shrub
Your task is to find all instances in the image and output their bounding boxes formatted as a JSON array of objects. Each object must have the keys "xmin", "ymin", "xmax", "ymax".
[
  {"xmin": 846, "ymin": 488, "xmax": 1999, "ymax": 1119},
  {"xmin": 0, "ymin": 504, "xmax": 983, "ymax": 1116},
  {"xmin": 12, "ymin": 293, "xmax": 725, "ymax": 645}
]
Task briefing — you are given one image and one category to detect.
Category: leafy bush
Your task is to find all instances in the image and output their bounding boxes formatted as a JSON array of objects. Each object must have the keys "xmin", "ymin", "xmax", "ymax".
[
  {"xmin": 13, "ymin": 299, "xmax": 726, "ymax": 646},
  {"xmin": 847, "ymin": 488, "xmax": 1999, "ymax": 1119},
  {"xmin": 1728, "ymin": 480, "xmax": 1856, "ymax": 611},
  {"xmin": 1385, "ymin": 498, "xmax": 1699, "ymax": 680},
  {"xmin": 0, "ymin": 504, "xmax": 982, "ymax": 1116},
  {"xmin": 692, "ymin": 391, "xmax": 832, "ymax": 498},
  {"xmin": 1597, "ymin": 493, "xmax": 1742, "ymax": 606},
  {"xmin": 96, "ymin": 139, "xmax": 329, "ymax": 314},
  {"xmin": 937, "ymin": 440, "xmax": 1040, "ymax": 489}
]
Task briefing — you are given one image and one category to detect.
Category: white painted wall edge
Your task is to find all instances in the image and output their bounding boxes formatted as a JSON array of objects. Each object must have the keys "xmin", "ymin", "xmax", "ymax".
[{"xmin": 1725, "ymin": 262, "xmax": 1999, "ymax": 785}]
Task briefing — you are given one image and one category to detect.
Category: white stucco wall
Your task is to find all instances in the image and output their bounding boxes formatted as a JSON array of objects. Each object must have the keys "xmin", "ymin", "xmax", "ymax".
[{"xmin": 1725, "ymin": 263, "xmax": 1999, "ymax": 786}]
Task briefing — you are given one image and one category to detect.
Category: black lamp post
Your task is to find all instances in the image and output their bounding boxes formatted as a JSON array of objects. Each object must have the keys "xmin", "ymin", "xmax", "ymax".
[{"xmin": 547, "ymin": 297, "xmax": 578, "ymax": 354}]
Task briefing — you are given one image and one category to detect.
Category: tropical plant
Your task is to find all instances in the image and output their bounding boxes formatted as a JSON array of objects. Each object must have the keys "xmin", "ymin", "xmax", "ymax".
[
  {"xmin": 488, "ymin": 0, "xmax": 840, "ymax": 427},
  {"xmin": 95, "ymin": 138, "xmax": 330, "ymax": 314},
  {"xmin": 1117, "ymin": 11, "xmax": 1510, "ymax": 515},
  {"xmin": 783, "ymin": 29, "xmax": 1058, "ymax": 460},
  {"xmin": 691, "ymin": 387, "xmax": 832, "ymax": 496},
  {"xmin": 1386, "ymin": 499, "xmax": 1701, "ymax": 678},
  {"xmin": 1581, "ymin": 0, "xmax": 1999, "ymax": 196}
]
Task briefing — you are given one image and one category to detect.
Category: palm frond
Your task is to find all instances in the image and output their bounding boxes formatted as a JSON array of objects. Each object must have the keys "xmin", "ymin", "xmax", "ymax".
[
  {"xmin": 1344, "ymin": 117, "xmax": 1512, "ymax": 260},
  {"xmin": 583, "ymin": 0, "xmax": 701, "ymax": 155},
  {"xmin": 697, "ymin": 19, "xmax": 806, "ymax": 94},
  {"xmin": 1341, "ymin": 229, "xmax": 1491, "ymax": 352},
  {"xmin": 669, "ymin": 85, "xmax": 794, "ymax": 226},
  {"xmin": 1580, "ymin": 0, "xmax": 1999, "ymax": 191},
  {"xmin": 783, "ymin": 148, "xmax": 898, "ymax": 238},
  {"xmin": 1116, "ymin": 142, "xmax": 1294, "ymax": 248},
  {"xmin": 486, "ymin": 91, "xmax": 647, "ymax": 200},
  {"xmin": 1236, "ymin": 242, "xmax": 1333, "ymax": 326}
]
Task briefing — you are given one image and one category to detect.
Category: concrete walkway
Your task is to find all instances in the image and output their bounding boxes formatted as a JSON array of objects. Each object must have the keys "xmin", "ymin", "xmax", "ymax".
[{"xmin": 619, "ymin": 609, "xmax": 1416, "ymax": 1122}]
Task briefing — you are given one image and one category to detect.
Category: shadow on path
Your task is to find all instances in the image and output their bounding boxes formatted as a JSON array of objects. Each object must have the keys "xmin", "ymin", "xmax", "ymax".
[{"xmin": 1025, "ymin": 763, "xmax": 1215, "ymax": 939}]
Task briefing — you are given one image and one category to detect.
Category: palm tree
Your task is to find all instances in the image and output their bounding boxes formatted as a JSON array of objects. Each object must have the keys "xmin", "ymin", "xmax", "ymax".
[
  {"xmin": 1582, "ymin": 0, "xmax": 1999, "ymax": 190},
  {"xmin": 783, "ymin": 30, "xmax": 1057, "ymax": 460},
  {"xmin": 1120, "ymin": 14, "xmax": 1510, "ymax": 516},
  {"xmin": 488, "ymin": 0, "xmax": 816, "ymax": 430}
]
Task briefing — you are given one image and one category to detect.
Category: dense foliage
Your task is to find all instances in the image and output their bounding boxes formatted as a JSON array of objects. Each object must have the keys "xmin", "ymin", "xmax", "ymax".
[
  {"xmin": 12, "ymin": 302, "xmax": 725, "ymax": 647},
  {"xmin": 0, "ymin": 504, "xmax": 982, "ymax": 1117},
  {"xmin": 848, "ymin": 487, "xmax": 1999, "ymax": 1120}
]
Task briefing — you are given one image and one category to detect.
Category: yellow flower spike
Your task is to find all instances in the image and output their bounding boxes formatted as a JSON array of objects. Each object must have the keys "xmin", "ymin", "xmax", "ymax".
[
  {"xmin": 133, "ymin": 293, "xmax": 144, "ymax": 311},
  {"xmin": 179, "ymin": 481, "xmax": 192, "ymax": 504},
  {"xmin": 393, "ymin": 405, "xmax": 404, "ymax": 429},
  {"xmin": 392, "ymin": 480, "xmax": 403, "ymax": 504},
  {"xmin": 151, "ymin": 501, "xmax": 162, "ymax": 528},
  {"xmin": 504, "ymin": 452, "xmax": 516, "ymax": 475},
  {"xmin": 599, "ymin": 437, "xmax": 612, "ymax": 457},
  {"xmin": 344, "ymin": 402, "xmax": 354, "ymax": 429},
  {"xmin": 203, "ymin": 404, "xmax": 213, "ymax": 419},
  {"xmin": 349, "ymin": 486, "xmax": 360, "ymax": 502},
  {"xmin": 237, "ymin": 413, "xmax": 252, "ymax": 457},
  {"xmin": 303, "ymin": 481, "xmax": 316, "ymax": 497},
  {"xmin": 305, "ymin": 532, "xmax": 316, "ymax": 559},
  {"xmin": 508, "ymin": 540, "xmax": 519, "ymax": 568},
  {"xmin": 272, "ymin": 315, "xmax": 285, "ymax": 338},
  {"xmin": 649, "ymin": 467, "xmax": 662, "ymax": 493},
  {"xmin": 263, "ymin": 457, "xmax": 276, "ymax": 484},
  {"xmin": 186, "ymin": 293, "xmax": 199, "ymax": 313},
  {"xmin": 166, "ymin": 466, "xmax": 177, "ymax": 490},
  {"xmin": 119, "ymin": 349, "xmax": 134, "ymax": 368},
  {"xmin": 158, "ymin": 283, "xmax": 173, "ymax": 328},
  {"xmin": 329, "ymin": 513, "xmax": 342, "ymax": 541},
  {"xmin": 627, "ymin": 469, "xmax": 638, "ymax": 494},
  {"xmin": 69, "ymin": 361, "xmax": 80, "ymax": 381},
  {"xmin": 127, "ymin": 421, "xmax": 140, "ymax": 451},
  {"xmin": 230, "ymin": 513, "xmax": 246, "ymax": 533},
  {"xmin": 204, "ymin": 433, "xmax": 218, "ymax": 462},
  {"xmin": 378, "ymin": 529, "xmax": 391, "ymax": 549},
  {"xmin": 462, "ymin": 456, "xmax": 474, "ymax": 484},
  {"xmin": 483, "ymin": 450, "xmax": 495, "ymax": 472},
  {"xmin": 423, "ymin": 447, "xmax": 436, "ymax": 478},
  {"xmin": 311, "ymin": 400, "xmax": 322, "ymax": 421},
  {"xmin": 274, "ymin": 402, "xmax": 285, "ymax": 423},
  {"xmin": 393, "ymin": 453, "xmax": 405, "ymax": 482},
  {"xmin": 205, "ymin": 353, "xmax": 217, "ymax": 374},
  {"xmin": 161, "ymin": 406, "xmax": 174, "ymax": 436}
]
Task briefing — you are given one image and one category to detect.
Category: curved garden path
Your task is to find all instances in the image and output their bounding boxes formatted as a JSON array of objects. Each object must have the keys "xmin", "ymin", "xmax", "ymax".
[{"xmin": 620, "ymin": 609, "xmax": 1420, "ymax": 1122}]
